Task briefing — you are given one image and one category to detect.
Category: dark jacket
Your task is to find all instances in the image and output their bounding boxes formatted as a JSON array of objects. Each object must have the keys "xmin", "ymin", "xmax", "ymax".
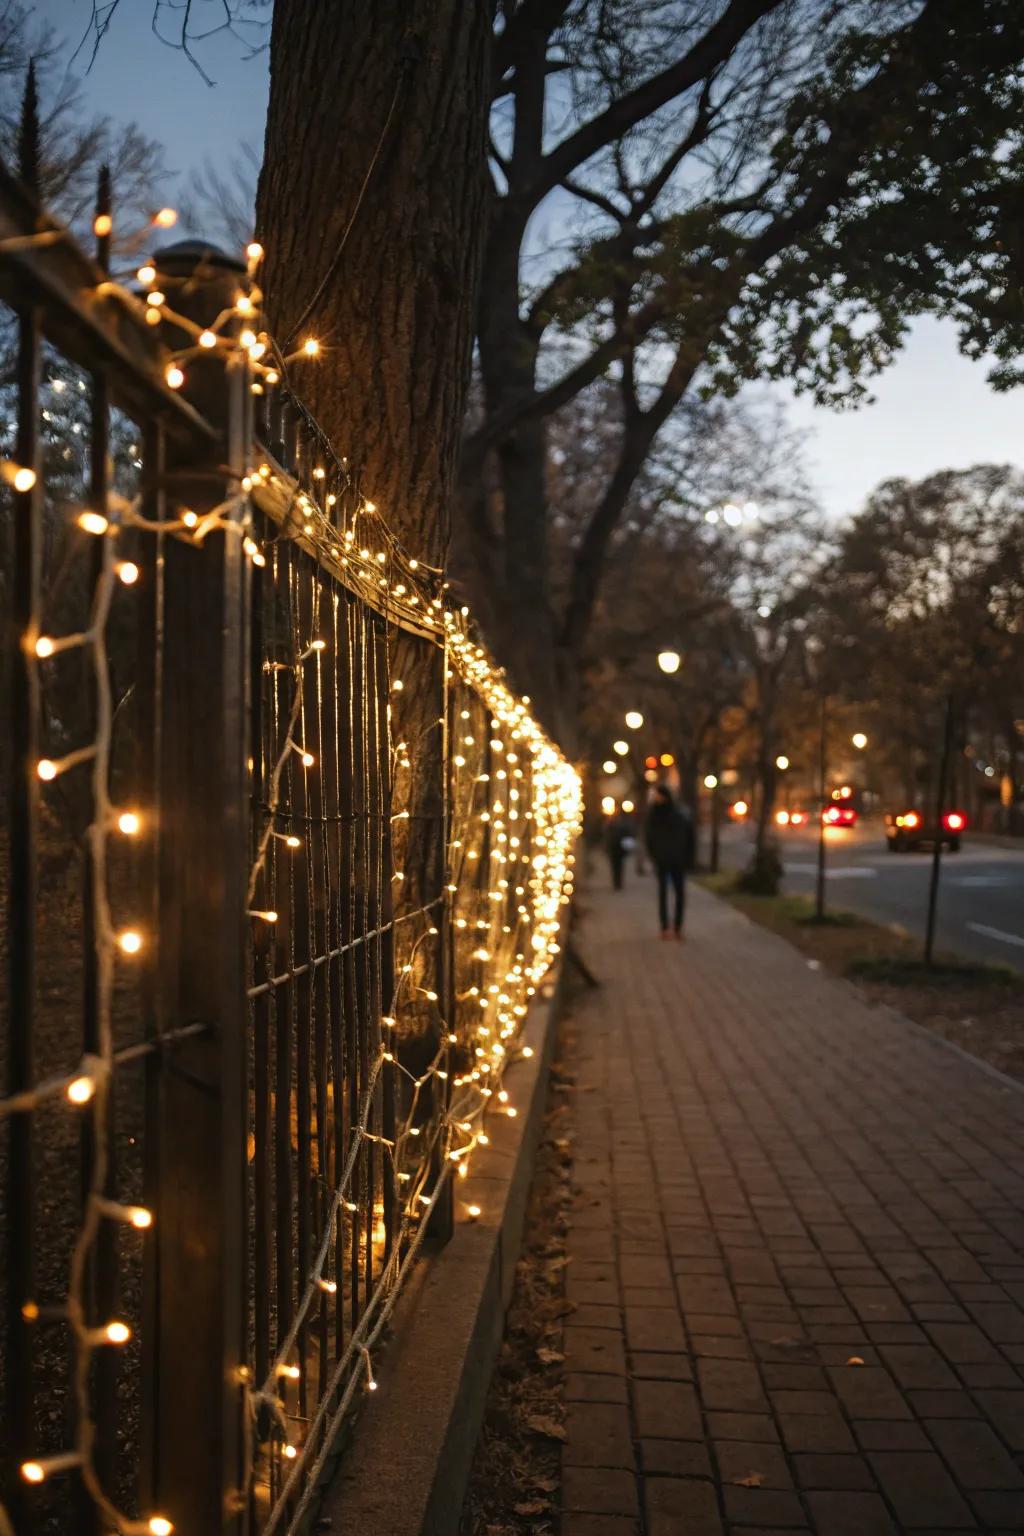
[
  {"xmin": 645, "ymin": 801, "xmax": 695, "ymax": 868},
  {"xmin": 604, "ymin": 814, "xmax": 635, "ymax": 856}
]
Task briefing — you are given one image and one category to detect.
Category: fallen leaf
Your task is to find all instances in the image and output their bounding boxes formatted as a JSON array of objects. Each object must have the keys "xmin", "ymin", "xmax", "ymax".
[
  {"xmin": 532, "ymin": 1477, "xmax": 558, "ymax": 1493},
  {"xmin": 514, "ymin": 1502, "xmax": 551, "ymax": 1516},
  {"xmin": 526, "ymin": 1415, "xmax": 567, "ymax": 1441},
  {"xmin": 536, "ymin": 1347, "xmax": 564, "ymax": 1365},
  {"xmin": 846, "ymin": 1355, "xmax": 865, "ymax": 1366},
  {"xmin": 734, "ymin": 1473, "xmax": 763, "ymax": 1488}
]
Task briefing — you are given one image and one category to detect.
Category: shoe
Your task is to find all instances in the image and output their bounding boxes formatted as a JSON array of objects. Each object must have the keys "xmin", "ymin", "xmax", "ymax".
[
  {"xmin": 673, "ymin": 930, "xmax": 685, "ymax": 942},
  {"xmin": 659, "ymin": 930, "xmax": 671, "ymax": 941}
]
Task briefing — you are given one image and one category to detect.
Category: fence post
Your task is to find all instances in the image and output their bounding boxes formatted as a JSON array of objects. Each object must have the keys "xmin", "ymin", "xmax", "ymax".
[{"xmin": 144, "ymin": 242, "xmax": 251, "ymax": 1533}]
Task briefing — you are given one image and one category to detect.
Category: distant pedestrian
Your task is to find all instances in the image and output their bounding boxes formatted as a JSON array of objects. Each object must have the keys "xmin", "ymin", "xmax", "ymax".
[
  {"xmin": 604, "ymin": 810, "xmax": 636, "ymax": 891},
  {"xmin": 644, "ymin": 784, "xmax": 695, "ymax": 940}
]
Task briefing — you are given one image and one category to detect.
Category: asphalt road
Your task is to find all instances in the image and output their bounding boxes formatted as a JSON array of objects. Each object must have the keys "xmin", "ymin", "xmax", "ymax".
[{"xmin": 716, "ymin": 819, "xmax": 1024, "ymax": 972}]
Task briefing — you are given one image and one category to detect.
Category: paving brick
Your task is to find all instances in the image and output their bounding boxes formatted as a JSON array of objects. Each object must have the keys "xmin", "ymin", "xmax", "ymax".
[
  {"xmin": 868, "ymin": 1451, "xmax": 977, "ymax": 1527},
  {"xmin": 792, "ymin": 1454, "xmax": 877, "ymax": 1490},
  {"xmin": 624, "ymin": 1306, "xmax": 686, "ymax": 1353},
  {"xmin": 566, "ymin": 1372, "xmax": 629, "ymax": 1404},
  {"xmin": 631, "ymin": 1377, "xmax": 701, "ymax": 1440},
  {"xmin": 564, "ymin": 1326, "xmax": 627, "ymax": 1376},
  {"xmin": 715, "ymin": 1440, "xmax": 793, "ymax": 1489},
  {"xmin": 640, "ymin": 1437, "xmax": 712, "ymax": 1477},
  {"xmin": 723, "ymin": 1487, "xmax": 807, "ymax": 1526},
  {"xmin": 777, "ymin": 1414, "xmax": 857, "ymax": 1454},
  {"xmin": 697, "ymin": 1359, "xmax": 768, "ymax": 1413},
  {"xmin": 827, "ymin": 1365, "xmax": 911, "ymax": 1420},
  {"xmin": 563, "ymin": 1402, "xmax": 635, "ymax": 1469},
  {"xmin": 563, "ymin": 1466, "xmax": 639, "ymax": 1517},
  {"xmin": 561, "ymin": 1516, "xmax": 640, "ymax": 1536},
  {"xmin": 925, "ymin": 1417, "xmax": 1024, "ymax": 1489},
  {"xmin": 803, "ymin": 1490, "xmax": 897, "ymax": 1534},
  {"xmin": 645, "ymin": 1476, "xmax": 723, "ymax": 1536},
  {"xmin": 629, "ymin": 1350, "xmax": 692, "ymax": 1380},
  {"xmin": 707, "ymin": 1411, "xmax": 779, "ymax": 1443},
  {"xmin": 557, "ymin": 888, "xmax": 1024, "ymax": 1536}
]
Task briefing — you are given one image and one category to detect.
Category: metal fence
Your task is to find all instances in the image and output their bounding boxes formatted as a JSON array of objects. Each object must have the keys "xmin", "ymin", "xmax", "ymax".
[{"xmin": 0, "ymin": 101, "xmax": 579, "ymax": 1536}]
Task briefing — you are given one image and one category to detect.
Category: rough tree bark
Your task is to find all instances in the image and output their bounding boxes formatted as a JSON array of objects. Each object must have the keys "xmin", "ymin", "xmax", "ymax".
[
  {"xmin": 257, "ymin": 1, "xmax": 491, "ymax": 566},
  {"xmin": 255, "ymin": 6, "xmax": 492, "ymax": 1076}
]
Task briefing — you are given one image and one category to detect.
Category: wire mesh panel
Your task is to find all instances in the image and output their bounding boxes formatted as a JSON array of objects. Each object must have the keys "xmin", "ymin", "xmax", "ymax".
[{"xmin": 0, "ymin": 147, "xmax": 581, "ymax": 1536}]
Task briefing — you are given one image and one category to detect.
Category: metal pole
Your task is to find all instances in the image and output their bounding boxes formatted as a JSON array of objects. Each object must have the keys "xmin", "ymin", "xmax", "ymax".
[
  {"xmin": 710, "ymin": 778, "xmax": 721, "ymax": 875},
  {"xmin": 924, "ymin": 694, "xmax": 955, "ymax": 967},
  {"xmin": 815, "ymin": 682, "xmax": 827, "ymax": 921}
]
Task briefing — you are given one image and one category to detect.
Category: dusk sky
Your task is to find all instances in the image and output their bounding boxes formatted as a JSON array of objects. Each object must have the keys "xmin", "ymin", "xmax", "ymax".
[{"xmin": 37, "ymin": 0, "xmax": 1024, "ymax": 522}]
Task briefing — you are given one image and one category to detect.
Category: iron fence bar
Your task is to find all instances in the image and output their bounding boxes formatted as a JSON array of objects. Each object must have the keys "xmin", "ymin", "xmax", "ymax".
[{"xmin": 2, "ymin": 289, "xmax": 42, "ymax": 1536}]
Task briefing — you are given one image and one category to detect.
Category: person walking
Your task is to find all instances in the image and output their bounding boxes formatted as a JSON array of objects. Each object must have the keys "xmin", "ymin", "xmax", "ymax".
[
  {"xmin": 604, "ymin": 808, "xmax": 636, "ymax": 891},
  {"xmin": 644, "ymin": 784, "xmax": 695, "ymax": 939}
]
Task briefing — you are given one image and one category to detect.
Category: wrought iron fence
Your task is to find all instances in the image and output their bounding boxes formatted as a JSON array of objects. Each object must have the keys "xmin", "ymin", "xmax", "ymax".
[{"xmin": 0, "ymin": 96, "xmax": 579, "ymax": 1536}]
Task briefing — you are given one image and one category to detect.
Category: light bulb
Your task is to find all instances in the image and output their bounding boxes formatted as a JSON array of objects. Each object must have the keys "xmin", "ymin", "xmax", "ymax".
[
  {"xmin": 105, "ymin": 1321, "xmax": 131, "ymax": 1344},
  {"xmin": 21, "ymin": 1461, "xmax": 45, "ymax": 1483},
  {"xmin": 34, "ymin": 636, "xmax": 55, "ymax": 658},
  {"xmin": 37, "ymin": 759, "xmax": 57, "ymax": 781},
  {"xmin": 67, "ymin": 1074, "xmax": 96, "ymax": 1105},
  {"xmin": 625, "ymin": 711, "xmax": 644, "ymax": 730},
  {"xmin": 246, "ymin": 241, "xmax": 264, "ymax": 262},
  {"xmin": 165, "ymin": 365, "xmax": 185, "ymax": 390},
  {"xmin": 93, "ymin": 213, "xmax": 112, "ymax": 238},
  {"xmin": 78, "ymin": 511, "xmax": 109, "ymax": 536},
  {"xmin": 117, "ymin": 561, "xmax": 140, "ymax": 585},
  {"xmin": 118, "ymin": 930, "xmax": 142, "ymax": 955},
  {"xmin": 153, "ymin": 207, "xmax": 178, "ymax": 228},
  {"xmin": 303, "ymin": 338, "xmax": 320, "ymax": 357},
  {"xmin": 198, "ymin": 330, "xmax": 217, "ymax": 349},
  {"xmin": 468, "ymin": 1205, "xmax": 481, "ymax": 1219},
  {"xmin": 149, "ymin": 1519, "xmax": 174, "ymax": 1536},
  {"xmin": 137, "ymin": 264, "xmax": 156, "ymax": 286},
  {"xmin": 128, "ymin": 1206, "xmax": 152, "ymax": 1229},
  {"xmin": 117, "ymin": 812, "xmax": 141, "ymax": 836},
  {"xmin": 13, "ymin": 466, "xmax": 36, "ymax": 492}
]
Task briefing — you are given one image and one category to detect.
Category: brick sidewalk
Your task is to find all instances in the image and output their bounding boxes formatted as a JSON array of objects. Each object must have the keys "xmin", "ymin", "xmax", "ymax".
[{"xmin": 560, "ymin": 879, "xmax": 1024, "ymax": 1536}]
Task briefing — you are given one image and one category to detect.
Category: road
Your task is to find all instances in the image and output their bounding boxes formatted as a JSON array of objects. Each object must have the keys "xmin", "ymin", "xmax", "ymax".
[{"xmin": 716, "ymin": 819, "xmax": 1024, "ymax": 971}]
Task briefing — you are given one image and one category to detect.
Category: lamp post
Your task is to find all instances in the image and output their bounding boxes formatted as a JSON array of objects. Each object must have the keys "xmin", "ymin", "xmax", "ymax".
[
  {"xmin": 804, "ymin": 636, "xmax": 828, "ymax": 921},
  {"xmin": 704, "ymin": 772, "xmax": 721, "ymax": 873}
]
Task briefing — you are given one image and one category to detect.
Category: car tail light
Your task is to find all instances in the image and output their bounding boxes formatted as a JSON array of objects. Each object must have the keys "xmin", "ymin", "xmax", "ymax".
[
  {"xmin": 824, "ymin": 807, "xmax": 839, "ymax": 823},
  {"xmin": 943, "ymin": 811, "xmax": 965, "ymax": 832},
  {"xmin": 904, "ymin": 811, "xmax": 920, "ymax": 828},
  {"xmin": 775, "ymin": 810, "xmax": 790, "ymax": 826}
]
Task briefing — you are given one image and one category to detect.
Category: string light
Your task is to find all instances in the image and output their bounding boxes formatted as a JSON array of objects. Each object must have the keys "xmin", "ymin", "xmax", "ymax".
[{"xmin": 0, "ymin": 228, "xmax": 582, "ymax": 1536}]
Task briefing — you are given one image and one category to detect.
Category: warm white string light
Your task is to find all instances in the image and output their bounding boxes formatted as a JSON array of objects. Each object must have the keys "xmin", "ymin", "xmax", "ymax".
[{"xmin": 0, "ymin": 226, "xmax": 581, "ymax": 1536}]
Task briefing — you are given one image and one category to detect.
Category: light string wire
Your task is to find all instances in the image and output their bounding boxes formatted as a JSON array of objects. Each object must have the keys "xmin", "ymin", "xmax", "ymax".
[{"xmin": 0, "ymin": 216, "xmax": 582, "ymax": 1536}]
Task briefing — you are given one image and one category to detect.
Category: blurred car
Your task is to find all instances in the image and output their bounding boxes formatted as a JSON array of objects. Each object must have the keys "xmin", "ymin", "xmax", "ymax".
[
  {"xmin": 885, "ymin": 807, "xmax": 966, "ymax": 852},
  {"xmin": 774, "ymin": 808, "xmax": 811, "ymax": 828},
  {"xmin": 823, "ymin": 804, "xmax": 858, "ymax": 828}
]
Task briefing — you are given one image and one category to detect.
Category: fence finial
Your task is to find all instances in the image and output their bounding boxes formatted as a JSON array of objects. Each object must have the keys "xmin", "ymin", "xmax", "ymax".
[{"xmin": 18, "ymin": 59, "xmax": 40, "ymax": 193}]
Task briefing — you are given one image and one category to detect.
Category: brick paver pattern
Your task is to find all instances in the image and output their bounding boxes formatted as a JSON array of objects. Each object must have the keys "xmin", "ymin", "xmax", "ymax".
[{"xmin": 560, "ymin": 881, "xmax": 1024, "ymax": 1536}]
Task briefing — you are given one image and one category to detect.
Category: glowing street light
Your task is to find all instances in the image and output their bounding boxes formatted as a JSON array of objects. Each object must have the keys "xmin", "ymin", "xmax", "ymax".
[
  {"xmin": 703, "ymin": 773, "xmax": 719, "ymax": 789},
  {"xmin": 602, "ymin": 759, "xmax": 617, "ymax": 775},
  {"xmin": 600, "ymin": 796, "xmax": 616, "ymax": 815},
  {"xmin": 657, "ymin": 650, "xmax": 681, "ymax": 675},
  {"xmin": 624, "ymin": 710, "xmax": 644, "ymax": 730},
  {"xmin": 852, "ymin": 732, "xmax": 868, "ymax": 750},
  {"xmin": 613, "ymin": 740, "xmax": 629, "ymax": 756},
  {"xmin": 775, "ymin": 754, "xmax": 790, "ymax": 771}
]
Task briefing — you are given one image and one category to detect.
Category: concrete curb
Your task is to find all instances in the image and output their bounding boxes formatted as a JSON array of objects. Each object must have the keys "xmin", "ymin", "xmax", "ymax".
[{"xmin": 317, "ymin": 959, "xmax": 566, "ymax": 1536}]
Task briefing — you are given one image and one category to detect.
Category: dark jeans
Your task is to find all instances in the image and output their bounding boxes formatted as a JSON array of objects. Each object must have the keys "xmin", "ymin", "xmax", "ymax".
[
  {"xmin": 656, "ymin": 862, "xmax": 685, "ymax": 931},
  {"xmin": 609, "ymin": 848, "xmax": 626, "ymax": 890}
]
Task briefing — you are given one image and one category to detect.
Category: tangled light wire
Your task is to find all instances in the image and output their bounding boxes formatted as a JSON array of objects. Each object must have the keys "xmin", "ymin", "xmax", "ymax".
[{"xmin": 0, "ymin": 212, "xmax": 581, "ymax": 1536}]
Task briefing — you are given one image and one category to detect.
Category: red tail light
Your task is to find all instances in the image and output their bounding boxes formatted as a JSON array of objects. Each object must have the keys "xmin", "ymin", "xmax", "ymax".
[{"xmin": 943, "ymin": 811, "xmax": 966, "ymax": 832}]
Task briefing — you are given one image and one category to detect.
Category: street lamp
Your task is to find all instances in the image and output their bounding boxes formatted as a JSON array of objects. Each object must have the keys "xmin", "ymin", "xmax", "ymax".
[
  {"xmin": 602, "ymin": 760, "xmax": 617, "ymax": 775},
  {"xmin": 613, "ymin": 740, "xmax": 629, "ymax": 756},
  {"xmin": 852, "ymin": 732, "xmax": 868, "ymax": 750},
  {"xmin": 703, "ymin": 773, "xmax": 718, "ymax": 789},
  {"xmin": 657, "ymin": 650, "xmax": 681, "ymax": 674},
  {"xmin": 625, "ymin": 710, "xmax": 644, "ymax": 730},
  {"xmin": 775, "ymin": 754, "xmax": 790, "ymax": 771}
]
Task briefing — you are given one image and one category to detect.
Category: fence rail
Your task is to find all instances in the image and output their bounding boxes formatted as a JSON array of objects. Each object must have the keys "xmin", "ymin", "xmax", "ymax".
[{"xmin": 0, "ymin": 101, "xmax": 579, "ymax": 1536}]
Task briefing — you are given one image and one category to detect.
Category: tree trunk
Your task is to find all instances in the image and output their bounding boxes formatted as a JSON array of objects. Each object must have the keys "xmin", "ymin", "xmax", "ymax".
[
  {"xmin": 256, "ymin": 1, "xmax": 491, "ymax": 563},
  {"xmin": 255, "ymin": 5, "xmax": 492, "ymax": 1073}
]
